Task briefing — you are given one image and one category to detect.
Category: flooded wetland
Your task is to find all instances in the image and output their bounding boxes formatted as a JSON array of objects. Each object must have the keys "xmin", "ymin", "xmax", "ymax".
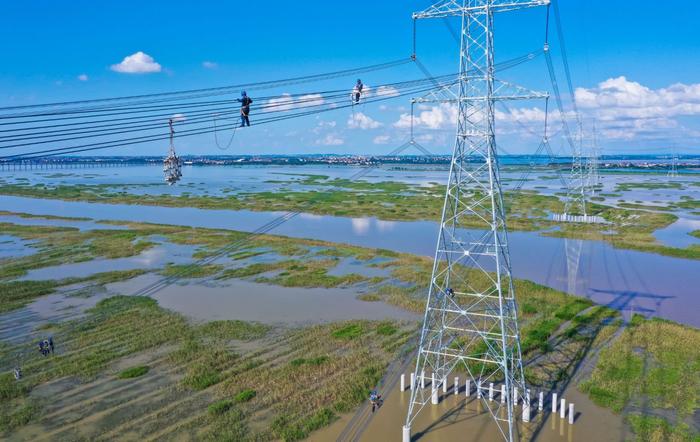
[{"xmin": 1, "ymin": 164, "xmax": 699, "ymax": 441}]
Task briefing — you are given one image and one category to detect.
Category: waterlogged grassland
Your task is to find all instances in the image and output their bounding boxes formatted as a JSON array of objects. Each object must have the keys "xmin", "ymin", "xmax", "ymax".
[
  {"xmin": 545, "ymin": 202, "xmax": 700, "ymax": 260},
  {"xmin": 2, "ymin": 177, "xmax": 700, "ymax": 259},
  {"xmin": 0, "ymin": 296, "xmax": 412, "ymax": 440},
  {"xmin": 0, "ymin": 269, "xmax": 147, "ymax": 313},
  {"xmin": 580, "ymin": 315, "xmax": 700, "ymax": 440},
  {"xmin": 0, "ymin": 181, "xmax": 559, "ymax": 229},
  {"xmin": 0, "ymin": 222, "xmax": 156, "ymax": 280},
  {"xmin": 0, "ymin": 215, "xmax": 697, "ymax": 439},
  {"xmin": 0, "ymin": 210, "xmax": 90, "ymax": 222},
  {"xmin": 615, "ymin": 182, "xmax": 685, "ymax": 192},
  {"xmin": 0, "ymin": 219, "xmax": 401, "ymax": 313}
]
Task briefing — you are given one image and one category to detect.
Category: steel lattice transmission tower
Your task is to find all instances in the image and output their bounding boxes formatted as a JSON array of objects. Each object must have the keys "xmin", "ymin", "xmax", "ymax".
[
  {"xmin": 563, "ymin": 124, "xmax": 588, "ymax": 216},
  {"xmin": 668, "ymin": 149, "xmax": 679, "ymax": 178},
  {"xmin": 585, "ymin": 125, "xmax": 600, "ymax": 195},
  {"xmin": 404, "ymin": 1, "xmax": 548, "ymax": 441}
]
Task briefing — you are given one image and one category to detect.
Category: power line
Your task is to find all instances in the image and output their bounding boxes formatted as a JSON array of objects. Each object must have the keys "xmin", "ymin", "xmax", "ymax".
[
  {"xmin": 2, "ymin": 80, "xmax": 454, "ymax": 161},
  {"xmin": 0, "ymin": 82, "xmax": 441, "ymax": 148},
  {"xmin": 0, "ymin": 58, "xmax": 414, "ymax": 114}
]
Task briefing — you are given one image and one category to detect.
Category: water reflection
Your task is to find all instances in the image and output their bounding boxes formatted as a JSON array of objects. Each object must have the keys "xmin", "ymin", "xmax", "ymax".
[
  {"xmin": 2, "ymin": 194, "xmax": 699, "ymax": 327},
  {"xmin": 352, "ymin": 218, "xmax": 371, "ymax": 235}
]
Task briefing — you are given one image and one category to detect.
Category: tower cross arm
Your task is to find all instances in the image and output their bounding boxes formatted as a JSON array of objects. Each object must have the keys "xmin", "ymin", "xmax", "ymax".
[
  {"xmin": 413, "ymin": 0, "xmax": 549, "ymax": 20},
  {"xmin": 413, "ymin": 93, "xmax": 547, "ymax": 104},
  {"xmin": 412, "ymin": 79, "xmax": 548, "ymax": 104}
]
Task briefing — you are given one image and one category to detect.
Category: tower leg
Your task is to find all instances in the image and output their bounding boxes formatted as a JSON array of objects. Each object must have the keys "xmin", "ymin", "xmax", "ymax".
[{"xmin": 403, "ymin": 425, "xmax": 411, "ymax": 442}]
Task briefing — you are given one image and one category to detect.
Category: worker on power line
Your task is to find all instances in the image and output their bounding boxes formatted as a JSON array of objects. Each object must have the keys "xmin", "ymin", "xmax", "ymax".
[
  {"xmin": 353, "ymin": 79, "xmax": 364, "ymax": 104},
  {"xmin": 237, "ymin": 91, "xmax": 253, "ymax": 127}
]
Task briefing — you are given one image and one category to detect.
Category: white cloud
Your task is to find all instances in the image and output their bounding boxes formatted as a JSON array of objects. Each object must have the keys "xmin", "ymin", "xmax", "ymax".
[
  {"xmin": 316, "ymin": 134, "xmax": 344, "ymax": 146},
  {"xmin": 496, "ymin": 107, "xmax": 549, "ymax": 123},
  {"xmin": 312, "ymin": 120, "xmax": 337, "ymax": 134},
  {"xmin": 394, "ymin": 103, "xmax": 458, "ymax": 130},
  {"xmin": 347, "ymin": 112, "xmax": 383, "ymax": 130},
  {"xmin": 265, "ymin": 93, "xmax": 325, "ymax": 112},
  {"xmin": 373, "ymin": 135, "xmax": 391, "ymax": 144},
  {"xmin": 170, "ymin": 113, "xmax": 186, "ymax": 122},
  {"xmin": 386, "ymin": 77, "xmax": 700, "ymax": 145},
  {"xmin": 573, "ymin": 76, "xmax": 700, "ymax": 140},
  {"xmin": 265, "ymin": 93, "xmax": 294, "ymax": 112},
  {"xmin": 77, "ymin": 74, "xmax": 88, "ymax": 81},
  {"xmin": 374, "ymin": 86, "xmax": 400, "ymax": 98},
  {"xmin": 575, "ymin": 76, "xmax": 700, "ymax": 120},
  {"xmin": 202, "ymin": 61, "xmax": 218, "ymax": 69},
  {"xmin": 111, "ymin": 51, "xmax": 162, "ymax": 74},
  {"xmin": 297, "ymin": 93, "xmax": 325, "ymax": 108}
]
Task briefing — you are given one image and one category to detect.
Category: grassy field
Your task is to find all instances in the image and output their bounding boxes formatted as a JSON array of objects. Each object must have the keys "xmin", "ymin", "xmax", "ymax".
[
  {"xmin": 580, "ymin": 315, "xmax": 700, "ymax": 441},
  {"xmin": 0, "ymin": 296, "xmax": 412, "ymax": 440},
  {"xmin": 0, "ymin": 214, "xmax": 698, "ymax": 440},
  {"xmin": 2, "ymin": 177, "xmax": 698, "ymax": 260}
]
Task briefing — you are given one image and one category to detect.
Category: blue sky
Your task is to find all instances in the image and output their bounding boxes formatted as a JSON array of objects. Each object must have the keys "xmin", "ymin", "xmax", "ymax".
[{"xmin": 1, "ymin": 0, "xmax": 699, "ymax": 156}]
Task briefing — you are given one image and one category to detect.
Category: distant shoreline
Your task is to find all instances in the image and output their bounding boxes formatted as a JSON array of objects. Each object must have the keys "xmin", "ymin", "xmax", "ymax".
[{"xmin": 2, "ymin": 153, "xmax": 700, "ymax": 170}]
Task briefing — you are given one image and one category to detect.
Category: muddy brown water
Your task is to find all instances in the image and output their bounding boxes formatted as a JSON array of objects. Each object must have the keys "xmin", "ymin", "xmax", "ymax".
[
  {"xmin": 107, "ymin": 274, "xmax": 418, "ymax": 325},
  {"xmin": 310, "ymin": 379, "xmax": 625, "ymax": 442}
]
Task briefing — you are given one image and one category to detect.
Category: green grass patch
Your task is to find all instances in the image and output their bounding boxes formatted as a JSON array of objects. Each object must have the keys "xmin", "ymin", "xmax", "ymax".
[
  {"xmin": 208, "ymin": 399, "xmax": 234, "ymax": 415},
  {"xmin": 376, "ymin": 322, "xmax": 398, "ymax": 336},
  {"xmin": 234, "ymin": 388, "xmax": 256, "ymax": 403},
  {"xmin": 581, "ymin": 316, "xmax": 700, "ymax": 418},
  {"xmin": 616, "ymin": 182, "xmax": 683, "ymax": 191},
  {"xmin": 0, "ymin": 280, "xmax": 70, "ymax": 313},
  {"xmin": 290, "ymin": 356, "xmax": 329, "ymax": 367},
  {"xmin": 626, "ymin": 414, "xmax": 697, "ymax": 442},
  {"xmin": 0, "ymin": 401, "xmax": 40, "ymax": 433},
  {"xmin": 117, "ymin": 365, "xmax": 149, "ymax": 379},
  {"xmin": 183, "ymin": 366, "xmax": 221, "ymax": 390},
  {"xmin": 332, "ymin": 323, "xmax": 364, "ymax": 340}
]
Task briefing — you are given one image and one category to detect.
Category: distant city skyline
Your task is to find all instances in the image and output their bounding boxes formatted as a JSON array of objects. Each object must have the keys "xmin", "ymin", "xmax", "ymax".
[{"xmin": 1, "ymin": 0, "xmax": 699, "ymax": 156}]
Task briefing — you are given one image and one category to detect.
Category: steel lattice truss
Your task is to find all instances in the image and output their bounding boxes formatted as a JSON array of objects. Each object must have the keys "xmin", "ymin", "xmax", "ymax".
[
  {"xmin": 563, "ymin": 124, "xmax": 588, "ymax": 216},
  {"xmin": 405, "ymin": 1, "xmax": 548, "ymax": 441},
  {"xmin": 584, "ymin": 126, "xmax": 601, "ymax": 194}
]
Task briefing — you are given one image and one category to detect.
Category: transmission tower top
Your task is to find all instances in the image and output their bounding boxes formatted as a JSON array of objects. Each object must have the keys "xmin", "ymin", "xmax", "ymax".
[{"xmin": 412, "ymin": 0, "xmax": 549, "ymax": 19}]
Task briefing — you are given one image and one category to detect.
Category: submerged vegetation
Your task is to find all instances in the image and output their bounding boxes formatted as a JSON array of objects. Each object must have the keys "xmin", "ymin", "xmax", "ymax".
[
  {"xmin": 118, "ymin": 365, "xmax": 149, "ymax": 379},
  {"xmin": 2, "ymin": 175, "xmax": 699, "ymax": 260},
  {"xmin": 580, "ymin": 315, "xmax": 700, "ymax": 438},
  {"xmin": 0, "ymin": 294, "xmax": 410, "ymax": 440},
  {"xmin": 0, "ymin": 269, "xmax": 147, "ymax": 313},
  {"xmin": 0, "ymin": 177, "xmax": 699, "ymax": 439}
]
